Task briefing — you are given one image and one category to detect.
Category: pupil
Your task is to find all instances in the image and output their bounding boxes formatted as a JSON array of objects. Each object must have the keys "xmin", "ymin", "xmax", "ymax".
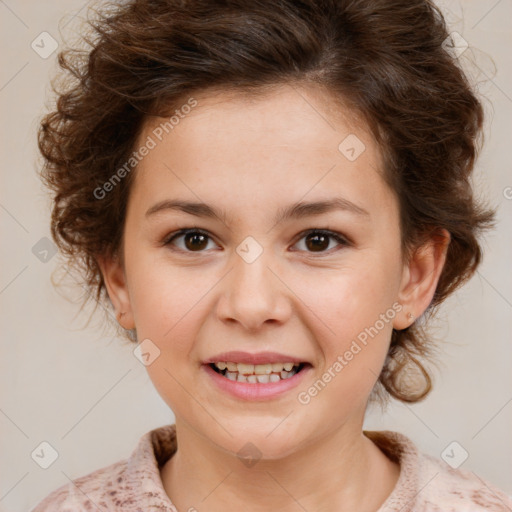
[
  {"xmin": 306, "ymin": 233, "xmax": 328, "ymax": 252},
  {"xmin": 185, "ymin": 233, "xmax": 208, "ymax": 251}
]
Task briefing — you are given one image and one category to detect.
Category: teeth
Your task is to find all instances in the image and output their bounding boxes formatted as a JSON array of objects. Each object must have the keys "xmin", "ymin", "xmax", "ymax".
[
  {"xmin": 254, "ymin": 364, "xmax": 273, "ymax": 375},
  {"xmin": 213, "ymin": 361, "xmax": 299, "ymax": 374},
  {"xmin": 237, "ymin": 363, "xmax": 254, "ymax": 375},
  {"xmin": 212, "ymin": 361, "xmax": 302, "ymax": 383}
]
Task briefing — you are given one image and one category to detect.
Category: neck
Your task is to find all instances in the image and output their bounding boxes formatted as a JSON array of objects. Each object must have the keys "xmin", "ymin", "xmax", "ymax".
[{"xmin": 160, "ymin": 417, "xmax": 400, "ymax": 512}]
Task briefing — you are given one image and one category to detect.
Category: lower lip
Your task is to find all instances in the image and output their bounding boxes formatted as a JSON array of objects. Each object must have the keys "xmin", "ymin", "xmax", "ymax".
[{"xmin": 202, "ymin": 363, "xmax": 313, "ymax": 401}]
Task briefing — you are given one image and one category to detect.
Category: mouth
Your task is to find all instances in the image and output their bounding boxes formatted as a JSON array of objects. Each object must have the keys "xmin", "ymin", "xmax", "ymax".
[
  {"xmin": 208, "ymin": 361, "xmax": 309, "ymax": 383},
  {"xmin": 202, "ymin": 351, "xmax": 313, "ymax": 400}
]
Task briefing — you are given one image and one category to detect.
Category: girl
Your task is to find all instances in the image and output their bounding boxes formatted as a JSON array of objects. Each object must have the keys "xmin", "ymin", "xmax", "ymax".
[{"xmin": 32, "ymin": 0, "xmax": 511, "ymax": 510}]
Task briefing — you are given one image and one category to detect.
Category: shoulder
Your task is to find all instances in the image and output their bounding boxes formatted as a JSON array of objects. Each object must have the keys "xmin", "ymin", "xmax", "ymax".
[
  {"xmin": 365, "ymin": 430, "xmax": 512, "ymax": 512},
  {"xmin": 416, "ymin": 451, "xmax": 512, "ymax": 511},
  {"xmin": 29, "ymin": 459, "xmax": 130, "ymax": 512},
  {"xmin": 29, "ymin": 424, "xmax": 178, "ymax": 512}
]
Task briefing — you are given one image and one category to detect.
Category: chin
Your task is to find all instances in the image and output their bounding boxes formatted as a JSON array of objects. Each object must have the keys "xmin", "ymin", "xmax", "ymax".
[{"xmin": 204, "ymin": 417, "xmax": 307, "ymax": 462}]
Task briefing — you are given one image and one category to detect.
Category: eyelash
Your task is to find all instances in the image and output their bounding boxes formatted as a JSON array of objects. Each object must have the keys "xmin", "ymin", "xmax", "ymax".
[{"xmin": 162, "ymin": 228, "xmax": 351, "ymax": 255}]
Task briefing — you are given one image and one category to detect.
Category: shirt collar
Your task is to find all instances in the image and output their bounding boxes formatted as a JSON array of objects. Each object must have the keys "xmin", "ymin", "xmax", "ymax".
[{"xmin": 121, "ymin": 424, "xmax": 420, "ymax": 511}]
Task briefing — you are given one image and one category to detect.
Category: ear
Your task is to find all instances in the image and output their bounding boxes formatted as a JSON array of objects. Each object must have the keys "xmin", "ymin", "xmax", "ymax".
[
  {"xmin": 393, "ymin": 229, "xmax": 450, "ymax": 330},
  {"xmin": 97, "ymin": 253, "xmax": 135, "ymax": 330}
]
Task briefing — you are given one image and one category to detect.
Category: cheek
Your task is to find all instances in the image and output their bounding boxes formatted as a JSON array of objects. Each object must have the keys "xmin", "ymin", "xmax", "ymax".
[
  {"xmin": 125, "ymin": 250, "xmax": 208, "ymax": 346},
  {"xmin": 287, "ymin": 260, "xmax": 401, "ymax": 410},
  {"xmin": 128, "ymin": 258, "xmax": 214, "ymax": 409},
  {"xmin": 290, "ymin": 258, "xmax": 400, "ymax": 342}
]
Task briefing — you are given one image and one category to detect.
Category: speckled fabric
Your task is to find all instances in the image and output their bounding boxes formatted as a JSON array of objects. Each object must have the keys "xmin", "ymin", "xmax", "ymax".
[{"xmin": 30, "ymin": 423, "xmax": 512, "ymax": 511}]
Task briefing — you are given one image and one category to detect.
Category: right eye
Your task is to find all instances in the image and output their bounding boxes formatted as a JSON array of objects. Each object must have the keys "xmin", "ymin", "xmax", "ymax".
[{"xmin": 163, "ymin": 228, "xmax": 219, "ymax": 253}]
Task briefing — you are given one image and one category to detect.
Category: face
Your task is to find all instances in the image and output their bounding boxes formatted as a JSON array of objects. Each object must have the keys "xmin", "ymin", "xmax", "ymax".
[{"xmin": 100, "ymin": 84, "xmax": 446, "ymax": 459}]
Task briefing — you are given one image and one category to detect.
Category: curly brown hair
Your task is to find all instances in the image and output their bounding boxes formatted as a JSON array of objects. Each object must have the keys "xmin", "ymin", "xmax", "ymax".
[{"xmin": 38, "ymin": 0, "xmax": 494, "ymax": 405}]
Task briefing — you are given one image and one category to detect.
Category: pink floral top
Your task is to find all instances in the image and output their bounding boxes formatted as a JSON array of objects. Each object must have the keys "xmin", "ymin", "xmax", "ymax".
[{"xmin": 30, "ymin": 423, "xmax": 512, "ymax": 511}]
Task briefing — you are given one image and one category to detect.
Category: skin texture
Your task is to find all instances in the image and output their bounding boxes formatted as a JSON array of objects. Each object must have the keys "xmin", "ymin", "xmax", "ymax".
[{"xmin": 98, "ymin": 84, "xmax": 449, "ymax": 511}]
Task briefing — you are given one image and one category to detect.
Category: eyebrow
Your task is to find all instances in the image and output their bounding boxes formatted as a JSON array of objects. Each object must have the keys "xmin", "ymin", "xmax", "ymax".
[{"xmin": 145, "ymin": 197, "xmax": 370, "ymax": 224}]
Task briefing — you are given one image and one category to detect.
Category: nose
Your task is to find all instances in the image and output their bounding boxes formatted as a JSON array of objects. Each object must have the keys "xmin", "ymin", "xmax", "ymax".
[{"xmin": 216, "ymin": 247, "xmax": 292, "ymax": 333}]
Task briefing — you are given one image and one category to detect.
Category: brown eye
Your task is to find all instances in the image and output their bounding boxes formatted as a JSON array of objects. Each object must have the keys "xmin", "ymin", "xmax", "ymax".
[
  {"xmin": 294, "ymin": 229, "xmax": 349, "ymax": 254},
  {"xmin": 183, "ymin": 232, "xmax": 209, "ymax": 251},
  {"xmin": 165, "ymin": 229, "xmax": 216, "ymax": 252},
  {"xmin": 305, "ymin": 233, "xmax": 330, "ymax": 252}
]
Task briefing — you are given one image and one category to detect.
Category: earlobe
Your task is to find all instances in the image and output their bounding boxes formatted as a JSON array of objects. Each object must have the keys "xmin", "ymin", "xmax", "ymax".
[
  {"xmin": 393, "ymin": 229, "xmax": 450, "ymax": 330},
  {"xmin": 96, "ymin": 253, "xmax": 135, "ymax": 330}
]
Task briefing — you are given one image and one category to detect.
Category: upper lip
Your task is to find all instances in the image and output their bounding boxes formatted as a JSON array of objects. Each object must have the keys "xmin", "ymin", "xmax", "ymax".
[{"xmin": 203, "ymin": 351, "xmax": 309, "ymax": 365}]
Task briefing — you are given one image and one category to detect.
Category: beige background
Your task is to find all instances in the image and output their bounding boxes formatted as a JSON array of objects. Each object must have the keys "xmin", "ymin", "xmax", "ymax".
[{"xmin": 0, "ymin": 1, "xmax": 511, "ymax": 510}]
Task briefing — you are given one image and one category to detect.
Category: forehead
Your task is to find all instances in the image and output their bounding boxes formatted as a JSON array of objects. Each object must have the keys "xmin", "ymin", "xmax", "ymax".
[
  {"xmin": 144, "ymin": 84, "xmax": 371, "ymax": 156},
  {"xmin": 128, "ymin": 84, "xmax": 394, "ymax": 223}
]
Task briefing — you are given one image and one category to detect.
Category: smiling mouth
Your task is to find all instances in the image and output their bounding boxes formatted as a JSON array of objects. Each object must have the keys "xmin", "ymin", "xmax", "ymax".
[{"xmin": 209, "ymin": 361, "xmax": 308, "ymax": 383}]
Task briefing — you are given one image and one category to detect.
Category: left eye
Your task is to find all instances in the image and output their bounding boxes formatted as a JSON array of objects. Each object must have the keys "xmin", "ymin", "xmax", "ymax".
[
  {"xmin": 163, "ymin": 228, "xmax": 349, "ymax": 254},
  {"xmin": 293, "ymin": 229, "xmax": 349, "ymax": 253}
]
